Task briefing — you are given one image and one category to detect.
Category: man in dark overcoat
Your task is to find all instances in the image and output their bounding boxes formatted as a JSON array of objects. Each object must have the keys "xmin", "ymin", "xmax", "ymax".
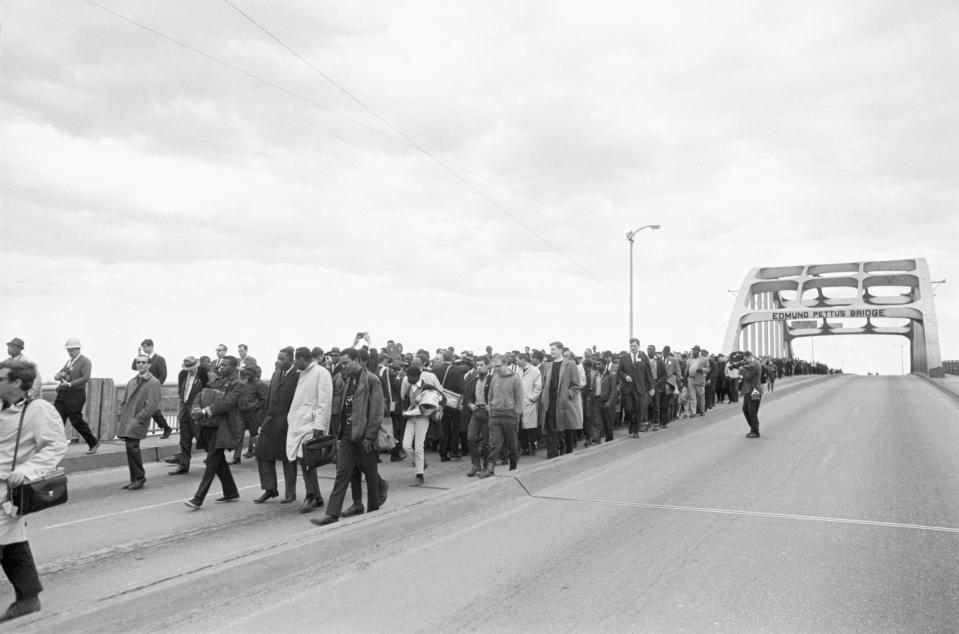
[
  {"xmin": 184, "ymin": 356, "xmax": 242, "ymax": 509},
  {"xmin": 169, "ymin": 356, "xmax": 209, "ymax": 475},
  {"xmin": 253, "ymin": 347, "xmax": 300, "ymax": 503}
]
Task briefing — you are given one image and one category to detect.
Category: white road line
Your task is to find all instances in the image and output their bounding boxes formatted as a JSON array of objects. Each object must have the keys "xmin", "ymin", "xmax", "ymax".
[
  {"xmin": 41, "ymin": 484, "xmax": 262, "ymax": 530},
  {"xmin": 537, "ymin": 495, "xmax": 959, "ymax": 534}
]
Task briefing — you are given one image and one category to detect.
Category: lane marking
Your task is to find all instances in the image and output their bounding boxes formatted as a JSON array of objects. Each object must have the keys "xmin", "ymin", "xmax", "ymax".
[
  {"xmin": 41, "ymin": 484, "xmax": 262, "ymax": 530},
  {"xmin": 534, "ymin": 495, "xmax": 959, "ymax": 534}
]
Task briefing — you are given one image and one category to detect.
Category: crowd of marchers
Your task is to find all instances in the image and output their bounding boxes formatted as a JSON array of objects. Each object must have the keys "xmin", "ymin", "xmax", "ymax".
[{"xmin": 0, "ymin": 333, "xmax": 834, "ymax": 623}]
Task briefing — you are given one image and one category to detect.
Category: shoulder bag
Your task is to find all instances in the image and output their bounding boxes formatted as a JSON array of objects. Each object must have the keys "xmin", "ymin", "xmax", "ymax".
[
  {"xmin": 9, "ymin": 400, "xmax": 69, "ymax": 516},
  {"xmin": 440, "ymin": 365, "xmax": 462, "ymax": 409}
]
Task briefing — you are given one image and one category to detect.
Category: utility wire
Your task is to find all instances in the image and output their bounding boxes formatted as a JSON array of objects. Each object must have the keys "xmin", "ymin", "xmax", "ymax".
[
  {"xmin": 221, "ymin": 0, "xmax": 615, "ymax": 293},
  {"xmin": 82, "ymin": 0, "xmax": 415, "ymax": 148}
]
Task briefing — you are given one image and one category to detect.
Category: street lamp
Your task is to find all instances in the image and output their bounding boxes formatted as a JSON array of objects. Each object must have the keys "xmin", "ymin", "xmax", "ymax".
[{"xmin": 626, "ymin": 224, "xmax": 661, "ymax": 340}]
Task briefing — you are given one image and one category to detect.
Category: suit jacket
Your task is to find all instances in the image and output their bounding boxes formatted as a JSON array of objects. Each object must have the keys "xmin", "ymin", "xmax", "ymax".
[
  {"xmin": 177, "ymin": 367, "xmax": 210, "ymax": 408},
  {"xmin": 238, "ymin": 355, "xmax": 258, "ymax": 371},
  {"xmin": 648, "ymin": 355, "xmax": 667, "ymax": 392},
  {"xmin": 460, "ymin": 372, "xmax": 493, "ymax": 428},
  {"xmin": 254, "ymin": 367, "xmax": 299, "ymax": 461},
  {"xmin": 617, "ymin": 351, "xmax": 654, "ymax": 396},
  {"xmin": 132, "ymin": 354, "xmax": 167, "ymax": 385}
]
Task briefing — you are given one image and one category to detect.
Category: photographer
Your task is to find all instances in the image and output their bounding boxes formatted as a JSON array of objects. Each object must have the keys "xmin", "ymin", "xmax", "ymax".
[
  {"xmin": 725, "ymin": 351, "xmax": 743, "ymax": 403},
  {"xmin": 741, "ymin": 351, "xmax": 763, "ymax": 438}
]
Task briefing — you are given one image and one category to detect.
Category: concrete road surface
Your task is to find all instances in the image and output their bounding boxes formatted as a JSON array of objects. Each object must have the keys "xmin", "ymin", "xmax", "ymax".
[{"xmin": 17, "ymin": 375, "xmax": 959, "ymax": 632}]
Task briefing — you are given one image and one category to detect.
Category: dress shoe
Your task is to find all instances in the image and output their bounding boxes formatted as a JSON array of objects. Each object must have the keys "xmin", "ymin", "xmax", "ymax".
[
  {"xmin": 310, "ymin": 514, "xmax": 339, "ymax": 526},
  {"xmin": 746, "ymin": 432, "xmax": 760, "ymax": 438},
  {"xmin": 86, "ymin": 442, "xmax": 101, "ymax": 455},
  {"xmin": 440, "ymin": 455, "xmax": 451, "ymax": 462},
  {"xmin": 168, "ymin": 467, "xmax": 189, "ymax": 476},
  {"xmin": 215, "ymin": 494, "xmax": 240, "ymax": 502},
  {"xmin": 253, "ymin": 491, "xmax": 278, "ymax": 504},
  {"xmin": 184, "ymin": 498, "xmax": 202, "ymax": 510},
  {"xmin": 280, "ymin": 494, "xmax": 296, "ymax": 504},
  {"xmin": 242, "ymin": 450, "xmax": 254, "ymax": 459},
  {"xmin": 164, "ymin": 454, "xmax": 181, "ymax": 464},
  {"xmin": 390, "ymin": 454, "xmax": 404, "ymax": 462},
  {"xmin": 0, "ymin": 596, "xmax": 40, "ymax": 622},
  {"xmin": 412, "ymin": 474, "xmax": 425, "ymax": 487},
  {"xmin": 342, "ymin": 503, "xmax": 365, "ymax": 517},
  {"xmin": 378, "ymin": 479, "xmax": 389, "ymax": 507},
  {"xmin": 126, "ymin": 479, "xmax": 145, "ymax": 491},
  {"xmin": 467, "ymin": 464, "xmax": 479, "ymax": 477},
  {"xmin": 160, "ymin": 428, "xmax": 172, "ymax": 439},
  {"xmin": 298, "ymin": 497, "xmax": 321, "ymax": 513}
]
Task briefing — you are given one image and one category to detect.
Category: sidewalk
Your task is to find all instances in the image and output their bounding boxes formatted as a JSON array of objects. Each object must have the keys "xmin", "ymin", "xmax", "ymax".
[
  {"xmin": 920, "ymin": 373, "xmax": 959, "ymax": 402},
  {"xmin": 61, "ymin": 433, "xmax": 182, "ymax": 473}
]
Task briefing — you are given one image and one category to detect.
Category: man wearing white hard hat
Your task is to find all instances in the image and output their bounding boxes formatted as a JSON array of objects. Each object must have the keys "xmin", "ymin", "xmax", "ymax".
[{"xmin": 52, "ymin": 338, "xmax": 100, "ymax": 454}]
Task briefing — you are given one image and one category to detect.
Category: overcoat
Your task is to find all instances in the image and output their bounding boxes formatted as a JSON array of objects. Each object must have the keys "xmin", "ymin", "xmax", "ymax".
[
  {"xmin": 537, "ymin": 358, "xmax": 582, "ymax": 431},
  {"xmin": 518, "ymin": 364, "xmax": 543, "ymax": 430},
  {"xmin": 116, "ymin": 373, "xmax": 162, "ymax": 439},
  {"xmin": 196, "ymin": 374, "xmax": 242, "ymax": 451},
  {"xmin": 255, "ymin": 367, "xmax": 299, "ymax": 461},
  {"xmin": 286, "ymin": 362, "xmax": 333, "ymax": 461}
]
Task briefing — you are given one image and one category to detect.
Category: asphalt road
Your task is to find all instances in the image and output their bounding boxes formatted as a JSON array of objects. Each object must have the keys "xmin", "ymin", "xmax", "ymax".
[{"xmin": 17, "ymin": 374, "xmax": 959, "ymax": 632}]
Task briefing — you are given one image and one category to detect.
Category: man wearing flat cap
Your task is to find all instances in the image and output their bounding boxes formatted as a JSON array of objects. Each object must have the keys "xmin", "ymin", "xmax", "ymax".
[{"xmin": 4, "ymin": 339, "xmax": 41, "ymax": 400}]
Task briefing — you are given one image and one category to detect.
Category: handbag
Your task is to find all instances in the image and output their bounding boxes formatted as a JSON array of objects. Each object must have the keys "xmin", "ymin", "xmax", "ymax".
[
  {"xmin": 302, "ymin": 434, "xmax": 337, "ymax": 468},
  {"xmin": 8, "ymin": 400, "xmax": 69, "ymax": 516}
]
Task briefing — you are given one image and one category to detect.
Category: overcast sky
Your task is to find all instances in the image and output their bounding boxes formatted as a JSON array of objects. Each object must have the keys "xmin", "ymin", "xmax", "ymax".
[{"xmin": 1, "ymin": 0, "xmax": 956, "ymax": 382}]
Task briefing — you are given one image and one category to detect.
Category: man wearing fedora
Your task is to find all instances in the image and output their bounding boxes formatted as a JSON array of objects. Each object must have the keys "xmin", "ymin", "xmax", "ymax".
[
  {"xmin": 53, "ymin": 338, "xmax": 100, "ymax": 454},
  {"xmin": 169, "ymin": 356, "xmax": 210, "ymax": 475},
  {"xmin": 3, "ymin": 339, "xmax": 41, "ymax": 400}
]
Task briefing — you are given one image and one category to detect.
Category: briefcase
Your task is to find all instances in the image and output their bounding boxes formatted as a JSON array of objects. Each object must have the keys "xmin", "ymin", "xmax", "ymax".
[
  {"xmin": 303, "ymin": 435, "xmax": 337, "ymax": 468},
  {"xmin": 12, "ymin": 469, "xmax": 68, "ymax": 516}
]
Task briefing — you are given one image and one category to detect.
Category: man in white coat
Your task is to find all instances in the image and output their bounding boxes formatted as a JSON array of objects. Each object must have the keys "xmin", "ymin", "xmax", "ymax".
[
  {"xmin": 286, "ymin": 347, "xmax": 332, "ymax": 514},
  {"xmin": 0, "ymin": 360, "xmax": 67, "ymax": 623},
  {"xmin": 517, "ymin": 353, "xmax": 543, "ymax": 455}
]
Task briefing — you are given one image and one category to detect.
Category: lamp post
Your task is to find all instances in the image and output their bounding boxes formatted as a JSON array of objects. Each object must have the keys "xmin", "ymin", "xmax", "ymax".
[{"xmin": 626, "ymin": 224, "xmax": 661, "ymax": 340}]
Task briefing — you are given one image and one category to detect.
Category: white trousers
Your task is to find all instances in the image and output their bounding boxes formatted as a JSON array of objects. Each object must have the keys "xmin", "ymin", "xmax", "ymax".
[{"xmin": 402, "ymin": 416, "xmax": 429, "ymax": 475}]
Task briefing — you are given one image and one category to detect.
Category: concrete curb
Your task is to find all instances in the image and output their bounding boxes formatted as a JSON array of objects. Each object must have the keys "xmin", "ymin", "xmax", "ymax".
[{"xmin": 60, "ymin": 442, "xmax": 181, "ymax": 473}]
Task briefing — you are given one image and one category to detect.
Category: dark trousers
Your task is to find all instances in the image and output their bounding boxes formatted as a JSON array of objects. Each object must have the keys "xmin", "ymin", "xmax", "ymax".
[
  {"xmin": 742, "ymin": 395, "xmax": 761, "ymax": 434},
  {"xmin": 326, "ymin": 440, "xmax": 381, "ymax": 518},
  {"xmin": 488, "ymin": 413, "xmax": 519, "ymax": 469},
  {"xmin": 467, "ymin": 408, "xmax": 490, "ymax": 468},
  {"xmin": 390, "ymin": 412, "xmax": 406, "ymax": 456},
  {"xmin": 53, "ymin": 390, "xmax": 98, "ymax": 448},
  {"xmin": 299, "ymin": 458, "xmax": 322, "ymax": 501},
  {"xmin": 177, "ymin": 402, "xmax": 196, "ymax": 469},
  {"xmin": 623, "ymin": 391, "xmax": 649, "ymax": 433},
  {"xmin": 193, "ymin": 446, "xmax": 238, "ymax": 503},
  {"xmin": 151, "ymin": 409, "xmax": 170, "ymax": 431},
  {"xmin": 257, "ymin": 457, "xmax": 297, "ymax": 497},
  {"xmin": 1, "ymin": 542, "xmax": 42, "ymax": 601},
  {"xmin": 122, "ymin": 437, "xmax": 144, "ymax": 482},
  {"xmin": 728, "ymin": 380, "xmax": 740, "ymax": 403},
  {"xmin": 706, "ymin": 382, "xmax": 716, "ymax": 409},
  {"xmin": 518, "ymin": 426, "xmax": 541, "ymax": 452},
  {"xmin": 438, "ymin": 407, "xmax": 461, "ymax": 457},
  {"xmin": 647, "ymin": 392, "xmax": 662, "ymax": 427},
  {"xmin": 600, "ymin": 406, "xmax": 614, "ymax": 441}
]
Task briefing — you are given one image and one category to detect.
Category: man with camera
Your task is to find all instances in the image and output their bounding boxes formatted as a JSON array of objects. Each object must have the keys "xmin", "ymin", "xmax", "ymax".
[{"xmin": 740, "ymin": 351, "xmax": 763, "ymax": 438}]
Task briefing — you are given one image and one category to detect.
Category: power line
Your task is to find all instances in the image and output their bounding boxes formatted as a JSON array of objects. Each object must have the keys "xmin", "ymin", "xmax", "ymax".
[
  {"xmin": 221, "ymin": 0, "xmax": 615, "ymax": 293},
  {"xmin": 82, "ymin": 0, "xmax": 414, "ymax": 148}
]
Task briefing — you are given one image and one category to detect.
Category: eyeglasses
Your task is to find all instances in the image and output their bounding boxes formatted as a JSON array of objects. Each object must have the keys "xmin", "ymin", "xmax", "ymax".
[{"xmin": 135, "ymin": 361, "xmax": 149, "ymax": 365}]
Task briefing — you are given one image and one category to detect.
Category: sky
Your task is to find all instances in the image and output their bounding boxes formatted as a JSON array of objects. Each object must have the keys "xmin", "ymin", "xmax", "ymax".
[{"xmin": 1, "ymin": 0, "xmax": 957, "ymax": 382}]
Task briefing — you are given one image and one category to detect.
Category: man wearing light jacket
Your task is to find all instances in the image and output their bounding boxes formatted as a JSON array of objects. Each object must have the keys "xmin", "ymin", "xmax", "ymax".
[
  {"xmin": 286, "ymin": 347, "xmax": 333, "ymax": 514},
  {"xmin": 116, "ymin": 354, "xmax": 161, "ymax": 490},
  {"xmin": 0, "ymin": 360, "xmax": 67, "ymax": 623}
]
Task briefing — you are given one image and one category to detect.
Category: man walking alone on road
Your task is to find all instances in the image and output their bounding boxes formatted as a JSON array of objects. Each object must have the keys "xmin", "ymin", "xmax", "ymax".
[{"xmin": 740, "ymin": 351, "xmax": 763, "ymax": 438}]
